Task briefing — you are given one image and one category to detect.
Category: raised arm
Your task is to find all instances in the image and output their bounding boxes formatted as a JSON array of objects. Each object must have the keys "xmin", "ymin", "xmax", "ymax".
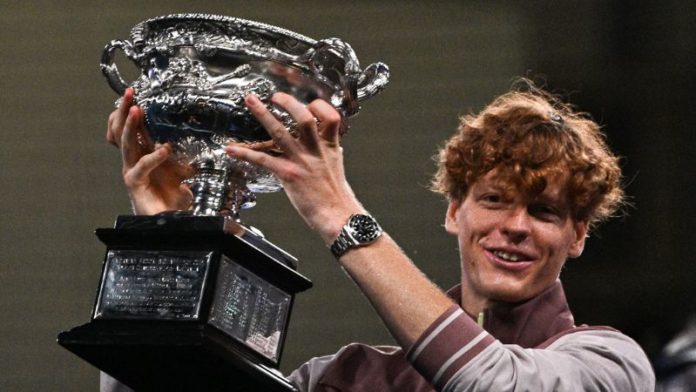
[{"xmin": 224, "ymin": 93, "xmax": 455, "ymax": 347}]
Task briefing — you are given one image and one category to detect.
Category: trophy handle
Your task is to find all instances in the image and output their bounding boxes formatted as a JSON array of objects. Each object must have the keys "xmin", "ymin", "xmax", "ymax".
[
  {"xmin": 357, "ymin": 62, "xmax": 390, "ymax": 101},
  {"xmin": 100, "ymin": 40, "xmax": 141, "ymax": 95}
]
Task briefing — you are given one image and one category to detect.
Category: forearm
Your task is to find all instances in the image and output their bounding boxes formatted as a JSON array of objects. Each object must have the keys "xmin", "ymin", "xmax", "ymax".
[
  {"xmin": 231, "ymin": 93, "xmax": 456, "ymax": 348},
  {"xmin": 335, "ymin": 232, "xmax": 455, "ymax": 348}
]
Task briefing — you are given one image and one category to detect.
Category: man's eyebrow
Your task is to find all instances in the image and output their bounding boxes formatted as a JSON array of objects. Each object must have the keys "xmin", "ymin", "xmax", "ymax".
[
  {"xmin": 532, "ymin": 193, "xmax": 573, "ymax": 212},
  {"xmin": 475, "ymin": 184, "xmax": 506, "ymax": 195}
]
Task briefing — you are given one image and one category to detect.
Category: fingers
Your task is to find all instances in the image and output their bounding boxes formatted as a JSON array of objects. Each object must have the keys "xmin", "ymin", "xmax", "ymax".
[
  {"xmin": 246, "ymin": 92, "xmax": 343, "ymax": 153},
  {"xmin": 307, "ymin": 98, "xmax": 342, "ymax": 147},
  {"xmin": 106, "ymin": 87, "xmax": 135, "ymax": 147},
  {"xmin": 245, "ymin": 94, "xmax": 297, "ymax": 153},
  {"xmin": 118, "ymin": 87, "xmax": 135, "ymax": 122},
  {"xmin": 273, "ymin": 92, "xmax": 342, "ymax": 148},
  {"xmin": 124, "ymin": 145, "xmax": 171, "ymax": 186},
  {"xmin": 224, "ymin": 144, "xmax": 282, "ymax": 174},
  {"xmin": 121, "ymin": 106, "xmax": 150, "ymax": 169},
  {"xmin": 271, "ymin": 93, "xmax": 321, "ymax": 152}
]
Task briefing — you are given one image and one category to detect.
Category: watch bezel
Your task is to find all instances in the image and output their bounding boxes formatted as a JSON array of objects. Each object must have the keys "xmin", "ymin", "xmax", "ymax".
[
  {"xmin": 330, "ymin": 213, "xmax": 383, "ymax": 258},
  {"xmin": 347, "ymin": 214, "xmax": 382, "ymax": 243}
]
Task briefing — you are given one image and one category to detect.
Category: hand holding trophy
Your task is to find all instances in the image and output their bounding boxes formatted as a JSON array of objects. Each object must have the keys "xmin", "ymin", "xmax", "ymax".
[
  {"xmin": 106, "ymin": 87, "xmax": 195, "ymax": 215},
  {"xmin": 58, "ymin": 14, "xmax": 389, "ymax": 391}
]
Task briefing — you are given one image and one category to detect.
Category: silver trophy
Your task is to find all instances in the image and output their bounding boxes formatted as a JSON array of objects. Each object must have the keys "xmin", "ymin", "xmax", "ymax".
[
  {"xmin": 59, "ymin": 14, "xmax": 389, "ymax": 391},
  {"xmin": 100, "ymin": 13, "xmax": 389, "ymax": 217}
]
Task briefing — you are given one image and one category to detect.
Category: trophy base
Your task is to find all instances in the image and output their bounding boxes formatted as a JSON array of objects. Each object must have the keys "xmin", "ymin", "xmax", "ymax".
[
  {"xmin": 58, "ymin": 214, "xmax": 310, "ymax": 392},
  {"xmin": 58, "ymin": 321, "xmax": 296, "ymax": 391}
]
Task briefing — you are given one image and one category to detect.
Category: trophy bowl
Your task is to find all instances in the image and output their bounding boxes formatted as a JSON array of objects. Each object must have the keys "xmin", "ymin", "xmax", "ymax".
[{"xmin": 100, "ymin": 13, "xmax": 390, "ymax": 217}]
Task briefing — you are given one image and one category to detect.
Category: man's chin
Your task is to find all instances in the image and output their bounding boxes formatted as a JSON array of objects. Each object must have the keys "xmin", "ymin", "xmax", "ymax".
[{"xmin": 481, "ymin": 281, "xmax": 534, "ymax": 304}]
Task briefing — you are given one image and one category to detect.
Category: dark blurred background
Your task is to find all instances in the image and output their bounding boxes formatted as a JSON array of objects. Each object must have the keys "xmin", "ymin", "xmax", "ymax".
[{"xmin": 1, "ymin": 0, "xmax": 694, "ymax": 390}]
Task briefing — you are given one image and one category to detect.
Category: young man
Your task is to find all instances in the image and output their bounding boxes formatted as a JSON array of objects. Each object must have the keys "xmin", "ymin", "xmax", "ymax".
[{"xmin": 105, "ymin": 83, "xmax": 655, "ymax": 391}]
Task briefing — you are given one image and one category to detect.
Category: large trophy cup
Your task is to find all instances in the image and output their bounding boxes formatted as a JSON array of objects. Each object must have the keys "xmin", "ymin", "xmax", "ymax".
[{"xmin": 58, "ymin": 14, "xmax": 389, "ymax": 391}]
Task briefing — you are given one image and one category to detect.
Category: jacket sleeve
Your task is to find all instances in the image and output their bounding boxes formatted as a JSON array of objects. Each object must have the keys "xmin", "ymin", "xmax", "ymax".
[
  {"xmin": 287, "ymin": 352, "xmax": 337, "ymax": 392},
  {"xmin": 407, "ymin": 305, "xmax": 655, "ymax": 392}
]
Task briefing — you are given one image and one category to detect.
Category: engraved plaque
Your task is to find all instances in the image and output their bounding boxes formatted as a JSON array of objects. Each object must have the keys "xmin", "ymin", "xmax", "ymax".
[
  {"xmin": 209, "ymin": 256, "xmax": 292, "ymax": 362},
  {"xmin": 94, "ymin": 250, "xmax": 213, "ymax": 320}
]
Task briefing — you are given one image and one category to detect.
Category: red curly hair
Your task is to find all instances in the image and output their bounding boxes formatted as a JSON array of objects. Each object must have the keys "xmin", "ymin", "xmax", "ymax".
[{"xmin": 432, "ymin": 82, "xmax": 624, "ymax": 227}]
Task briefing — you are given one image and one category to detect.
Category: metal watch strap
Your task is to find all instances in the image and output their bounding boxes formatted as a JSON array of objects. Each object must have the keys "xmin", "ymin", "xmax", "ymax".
[
  {"xmin": 330, "ymin": 214, "xmax": 383, "ymax": 258},
  {"xmin": 330, "ymin": 230, "xmax": 354, "ymax": 258}
]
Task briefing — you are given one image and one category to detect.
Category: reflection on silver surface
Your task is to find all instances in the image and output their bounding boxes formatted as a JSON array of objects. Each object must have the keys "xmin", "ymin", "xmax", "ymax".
[{"xmin": 101, "ymin": 14, "xmax": 389, "ymax": 217}]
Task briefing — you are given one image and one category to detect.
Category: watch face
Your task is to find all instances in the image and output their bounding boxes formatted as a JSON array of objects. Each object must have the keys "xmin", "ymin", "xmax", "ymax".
[{"xmin": 349, "ymin": 214, "xmax": 381, "ymax": 242}]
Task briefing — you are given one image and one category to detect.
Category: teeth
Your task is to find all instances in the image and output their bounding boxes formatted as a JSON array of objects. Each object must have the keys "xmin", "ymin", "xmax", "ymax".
[{"xmin": 494, "ymin": 250, "xmax": 521, "ymax": 262}]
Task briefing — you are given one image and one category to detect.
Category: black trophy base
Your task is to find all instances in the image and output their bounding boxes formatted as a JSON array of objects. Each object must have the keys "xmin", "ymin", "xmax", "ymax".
[
  {"xmin": 58, "ymin": 320, "xmax": 297, "ymax": 391},
  {"xmin": 58, "ymin": 214, "xmax": 311, "ymax": 392}
]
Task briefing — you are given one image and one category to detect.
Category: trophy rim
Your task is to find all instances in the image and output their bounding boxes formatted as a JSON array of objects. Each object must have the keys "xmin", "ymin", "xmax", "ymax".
[{"xmin": 130, "ymin": 13, "xmax": 319, "ymax": 49}]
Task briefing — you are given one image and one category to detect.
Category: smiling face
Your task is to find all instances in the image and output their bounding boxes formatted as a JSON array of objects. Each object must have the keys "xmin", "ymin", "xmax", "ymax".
[{"xmin": 445, "ymin": 170, "xmax": 589, "ymax": 314}]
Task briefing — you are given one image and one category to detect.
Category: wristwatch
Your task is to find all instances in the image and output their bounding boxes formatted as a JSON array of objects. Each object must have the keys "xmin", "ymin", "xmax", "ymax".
[{"xmin": 330, "ymin": 214, "xmax": 384, "ymax": 258}]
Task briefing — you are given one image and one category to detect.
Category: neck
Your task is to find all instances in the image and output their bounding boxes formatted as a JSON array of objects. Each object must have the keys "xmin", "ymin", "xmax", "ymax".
[{"xmin": 459, "ymin": 285, "xmax": 494, "ymax": 318}]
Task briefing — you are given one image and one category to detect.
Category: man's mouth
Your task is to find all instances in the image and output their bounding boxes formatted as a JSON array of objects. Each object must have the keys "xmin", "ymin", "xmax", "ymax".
[
  {"xmin": 492, "ymin": 250, "xmax": 525, "ymax": 262},
  {"xmin": 484, "ymin": 248, "xmax": 535, "ymax": 272}
]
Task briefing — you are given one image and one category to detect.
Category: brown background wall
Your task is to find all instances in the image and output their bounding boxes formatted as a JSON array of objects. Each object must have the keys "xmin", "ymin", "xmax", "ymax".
[{"xmin": 1, "ymin": 1, "xmax": 694, "ymax": 389}]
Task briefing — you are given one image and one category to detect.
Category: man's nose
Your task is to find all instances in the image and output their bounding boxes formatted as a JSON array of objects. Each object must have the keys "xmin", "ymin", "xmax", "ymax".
[{"xmin": 501, "ymin": 207, "xmax": 532, "ymax": 242}]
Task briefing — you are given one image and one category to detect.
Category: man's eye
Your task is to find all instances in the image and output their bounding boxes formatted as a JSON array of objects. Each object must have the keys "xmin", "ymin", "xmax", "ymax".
[
  {"xmin": 481, "ymin": 194, "xmax": 502, "ymax": 204},
  {"xmin": 530, "ymin": 204, "xmax": 560, "ymax": 220}
]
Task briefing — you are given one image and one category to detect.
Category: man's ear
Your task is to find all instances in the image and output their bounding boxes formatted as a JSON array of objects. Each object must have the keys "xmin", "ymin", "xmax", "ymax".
[
  {"xmin": 568, "ymin": 220, "xmax": 590, "ymax": 258},
  {"xmin": 445, "ymin": 199, "xmax": 462, "ymax": 235}
]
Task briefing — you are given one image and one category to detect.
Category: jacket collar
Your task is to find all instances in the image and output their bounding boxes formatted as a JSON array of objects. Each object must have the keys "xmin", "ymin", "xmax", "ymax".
[{"xmin": 447, "ymin": 280, "xmax": 576, "ymax": 348}]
